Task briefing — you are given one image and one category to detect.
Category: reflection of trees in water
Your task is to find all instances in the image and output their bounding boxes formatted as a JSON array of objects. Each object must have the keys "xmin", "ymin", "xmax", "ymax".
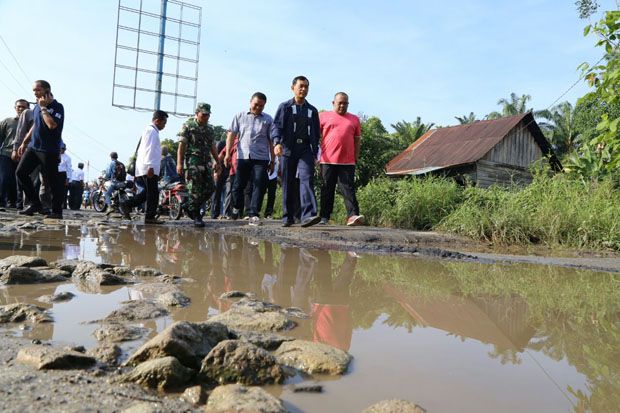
[{"xmin": 353, "ymin": 257, "xmax": 620, "ymax": 413}]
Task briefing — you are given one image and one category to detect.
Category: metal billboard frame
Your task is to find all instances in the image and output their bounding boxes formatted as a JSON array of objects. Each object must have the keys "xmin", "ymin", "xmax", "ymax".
[{"xmin": 112, "ymin": 0, "xmax": 201, "ymax": 117}]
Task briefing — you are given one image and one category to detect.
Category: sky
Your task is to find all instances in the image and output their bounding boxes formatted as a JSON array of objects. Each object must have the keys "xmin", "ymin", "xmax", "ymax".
[{"xmin": 0, "ymin": 0, "xmax": 615, "ymax": 180}]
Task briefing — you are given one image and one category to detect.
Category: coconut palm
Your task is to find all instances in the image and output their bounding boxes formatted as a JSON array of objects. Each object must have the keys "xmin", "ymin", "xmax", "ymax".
[
  {"xmin": 455, "ymin": 112, "xmax": 478, "ymax": 124},
  {"xmin": 539, "ymin": 101, "xmax": 579, "ymax": 156},
  {"xmin": 390, "ymin": 117, "xmax": 435, "ymax": 149}
]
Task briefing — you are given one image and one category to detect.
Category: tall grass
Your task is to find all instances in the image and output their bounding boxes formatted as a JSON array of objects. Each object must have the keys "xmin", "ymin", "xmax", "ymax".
[
  {"xmin": 439, "ymin": 174, "xmax": 620, "ymax": 250},
  {"xmin": 357, "ymin": 176, "xmax": 462, "ymax": 230}
]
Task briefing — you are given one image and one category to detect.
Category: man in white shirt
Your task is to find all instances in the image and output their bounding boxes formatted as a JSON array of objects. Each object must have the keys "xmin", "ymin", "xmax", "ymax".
[
  {"xmin": 69, "ymin": 162, "xmax": 85, "ymax": 210},
  {"xmin": 121, "ymin": 110, "xmax": 168, "ymax": 224},
  {"xmin": 58, "ymin": 142, "xmax": 72, "ymax": 208}
]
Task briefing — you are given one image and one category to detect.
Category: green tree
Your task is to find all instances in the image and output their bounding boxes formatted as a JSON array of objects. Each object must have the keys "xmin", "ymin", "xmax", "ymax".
[
  {"xmin": 160, "ymin": 138, "xmax": 179, "ymax": 157},
  {"xmin": 455, "ymin": 112, "xmax": 478, "ymax": 124},
  {"xmin": 486, "ymin": 93, "xmax": 535, "ymax": 119},
  {"xmin": 390, "ymin": 117, "xmax": 435, "ymax": 149},
  {"xmin": 576, "ymin": 0, "xmax": 599, "ymax": 19},
  {"xmin": 565, "ymin": 11, "xmax": 620, "ymax": 181},
  {"xmin": 356, "ymin": 115, "xmax": 399, "ymax": 187},
  {"xmin": 539, "ymin": 101, "xmax": 579, "ymax": 157}
]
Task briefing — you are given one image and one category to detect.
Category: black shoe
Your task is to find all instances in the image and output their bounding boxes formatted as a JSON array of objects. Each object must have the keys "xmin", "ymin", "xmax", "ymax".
[
  {"xmin": 6, "ymin": 203, "xmax": 16, "ymax": 209},
  {"xmin": 194, "ymin": 217, "xmax": 205, "ymax": 228},
  {"xmin": 120, "ymin": 202, "xmax": 131, "ymax": 219},
  {"xmin": 18, "ymin": 205, "xmax": 42, "ymax": 216},
  {"xmin": 301, "ymin": 216, "xmax": 321, "ymax": 228},
  {"xmin": 45, "ymin": 213, "xmax": 63, "ymax": 219},
  {"xmin": 282, "ymin": 221, "xmax": 293, "ymax": 227},
  {"xmin": 144, "ymin": 217, "xmax": 164, "ymax": 225}
]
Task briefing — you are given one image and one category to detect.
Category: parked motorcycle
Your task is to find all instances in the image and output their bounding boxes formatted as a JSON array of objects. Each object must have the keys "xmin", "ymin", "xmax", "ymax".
[
  {"xmin": 91, "ymin": 176, "xmax": 135, "ymax": 215},
  {"xmin": 157, "ymin": 181, "xmax": 192, "ymax": 220}
]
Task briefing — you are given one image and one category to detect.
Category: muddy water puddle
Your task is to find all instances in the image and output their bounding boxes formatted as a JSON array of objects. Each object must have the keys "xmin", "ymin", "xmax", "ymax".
[{"xmin": 1, "ymin": 224, "xmax": 619, "ymax": 413}]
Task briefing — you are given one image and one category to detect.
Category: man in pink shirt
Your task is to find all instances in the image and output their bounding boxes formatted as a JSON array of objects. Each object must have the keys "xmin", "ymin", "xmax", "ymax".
[{"xmin": 319, "ymin": 92, "xmax": 364, "ymax": 226}]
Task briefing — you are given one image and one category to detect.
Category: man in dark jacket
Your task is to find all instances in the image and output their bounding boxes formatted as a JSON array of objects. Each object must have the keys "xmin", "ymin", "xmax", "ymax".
[{"xmin": 272, "ymin": 75, "xmax": 321, "ymax": 228}]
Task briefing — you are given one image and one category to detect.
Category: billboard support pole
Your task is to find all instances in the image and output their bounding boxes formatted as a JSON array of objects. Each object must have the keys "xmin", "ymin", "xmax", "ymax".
[{"xmin": 155, "ymin": 0, "xmax": 168, "ymax": 110}]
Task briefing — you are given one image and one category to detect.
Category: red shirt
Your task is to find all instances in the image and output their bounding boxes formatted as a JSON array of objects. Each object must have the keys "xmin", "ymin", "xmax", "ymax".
[{"xmin": 319, "ymin": 111, "xmax": 361, "ymax": 165}]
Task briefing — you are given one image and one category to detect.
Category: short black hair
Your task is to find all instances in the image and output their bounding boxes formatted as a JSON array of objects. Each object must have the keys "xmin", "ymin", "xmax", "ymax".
[
  {"xmin": 334, "ymin": 92, "xmax": 349, "ymax": 100},
  {"xmin": 110, "ymin": 151, "xmax": 118, "ymax": 159},
  {"xmin": 15, "ymin": 99, "xmax": 29, "ymax": 107},
  {"xmin": 152, "ymin": 110, "xmax": 169, "ymax": 121},
  {"xmin": 252, "ymin": 92, "xmax": 267, "ymax": 102},
  {"xmin": 78, "ymin": 163, "xmax": 84, "ymax": 168},
  {"xmin": 35, "ymin": 80, "xmax": 51, "ymax": 91},
  {"xmin": 292, "ymin": 75, "xmax": 309, "ymax": 86}
]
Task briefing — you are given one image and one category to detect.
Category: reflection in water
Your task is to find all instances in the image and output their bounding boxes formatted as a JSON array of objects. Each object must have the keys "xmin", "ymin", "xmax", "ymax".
[{"xmin": 0, "ymin": 224, "xmax": 619, "ymax": 412}]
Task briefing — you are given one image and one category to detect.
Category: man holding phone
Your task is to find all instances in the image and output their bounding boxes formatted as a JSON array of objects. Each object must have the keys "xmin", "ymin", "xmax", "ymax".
[{"xmin": 16, "ymin": 80, "xmax": 65, "ymax": 219}]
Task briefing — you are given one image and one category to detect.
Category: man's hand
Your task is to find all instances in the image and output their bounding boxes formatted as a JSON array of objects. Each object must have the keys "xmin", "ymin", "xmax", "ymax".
[
  {"xmin": 224, "ymin": 153, "xmax": 231, "ymax": 168},
  {"xmin": 213, "ymin": 162, "xmax": 222, "ymax": 174},
  {"xmin": 17, "ymin": 144, "xmax": 27, "ymax": 157},
  {"xmin": 11, "ymin": 150, "xmax": 19, "ymax": 162},
  {"xmin": 176, "ymin": 164, "xmax": 183, "ymax": 176},
  {"xmin": 38, "ymin": 93, "xmax": 52, "ymax": 108},
  {"xmin": 273, "ymin": 144, "xmax": 283, "ymax": 156},
  {"xmin": 147, "ymin": 167, "xmax": 154, "ymax": 178}
]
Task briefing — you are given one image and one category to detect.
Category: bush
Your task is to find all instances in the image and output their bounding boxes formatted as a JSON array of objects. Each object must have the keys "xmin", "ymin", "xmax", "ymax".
[{"xmin": 358, "ymin": 176, "xmax": 462, "ymax": 230}]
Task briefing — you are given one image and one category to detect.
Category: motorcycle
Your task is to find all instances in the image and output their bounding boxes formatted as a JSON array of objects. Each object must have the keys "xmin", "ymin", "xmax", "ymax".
[
  {"xmin": 91, "ymin": 176, "xmax": 135, "ymax": 215},
  {"xmin": 157, "ymin": 181, "xmax": 192, "ymax": 220}
]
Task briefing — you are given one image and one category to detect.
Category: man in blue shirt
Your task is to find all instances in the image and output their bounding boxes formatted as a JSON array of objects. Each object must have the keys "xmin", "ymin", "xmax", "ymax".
[
  {"xmin": 16, "ymin": 80, "xmax": 65, "ymax": 219},
  {"xmin": 104, "ymin": 151, "xmax": 124, "ymax": 207},
  {"xmin": 224, "ymin": 92, "xmax": 276, "ymax": 226},
  {"xmin": 272, "ymin": 76, "xmax": 321, "ymax": 228}
]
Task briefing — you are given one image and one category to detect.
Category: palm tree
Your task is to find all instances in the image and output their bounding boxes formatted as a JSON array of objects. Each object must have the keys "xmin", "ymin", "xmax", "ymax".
[
  {"xmin": 390, "ymin": 117, "xmax": 435, "ymax": 149},
  {"xmin": 486, "ymin": 92, "xmax": 550, "ymax": 122},
  {"xmin": 455, "ymin": 112, "xmax": 478, "ymax": 124},
  {"xmin": 539, "ymin": 101, "xmax": 579, "ymax": 156}
]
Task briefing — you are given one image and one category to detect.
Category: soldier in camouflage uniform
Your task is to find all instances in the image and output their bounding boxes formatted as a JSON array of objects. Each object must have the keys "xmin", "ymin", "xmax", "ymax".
[{"xmin": 176, "ymin": 102, "xmax": 220, "ymax": 227}]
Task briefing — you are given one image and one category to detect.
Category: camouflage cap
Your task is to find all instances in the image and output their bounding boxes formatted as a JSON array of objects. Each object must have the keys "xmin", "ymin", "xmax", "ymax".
[{"xmin": 196, "ymin": 102, "xmax": 211, "ymax": 114}]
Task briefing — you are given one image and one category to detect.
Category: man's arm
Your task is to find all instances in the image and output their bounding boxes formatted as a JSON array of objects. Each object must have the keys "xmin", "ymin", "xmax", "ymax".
[
  {"xmin": 272, "ymin": 103, "xmax": 284, "ymax": 156},
  {"xmin": 224, "ymin": 131, "xmax": 235, "ymax": 167},
  {"xmin": 177, "ymin": 141, "xmax": 186, "ymax": 175},
  {"xmin": 17, "ymin": 125, "xmax": 34, "ymax": 157}
]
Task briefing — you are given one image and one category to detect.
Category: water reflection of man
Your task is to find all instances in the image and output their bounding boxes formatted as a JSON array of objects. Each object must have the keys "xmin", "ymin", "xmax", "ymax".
[{"xmin": 311, "ymin": 250, "xmax": 356, "ymax": 351}]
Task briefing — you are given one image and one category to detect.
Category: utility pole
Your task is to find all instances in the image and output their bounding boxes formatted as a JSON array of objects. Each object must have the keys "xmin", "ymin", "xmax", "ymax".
[{"xmin": 154, "ymin": 0, "xmax": 168, "ymax": 110}]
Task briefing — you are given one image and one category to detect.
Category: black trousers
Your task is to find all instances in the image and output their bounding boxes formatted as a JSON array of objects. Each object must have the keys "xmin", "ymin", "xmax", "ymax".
[
  {"xmin": 126, "ymin": 175, "xmax": 159, "ymax": 219},
  {"xmin": 16, "ymin": 148, "xmax": 63, "ymax": 215},
  {"xmin": 210, "ymin": 165, "xmax": 229, "ymax": 218},
  {"xmin": 263, "ymin": 178, "xmax": 277, "ymax": 217},
  {"xmin": 320, "ymin": 164, "xmax": 359, "ymax": 220},
  {"xmin": 0, "ymin": 154, "xmax": 16, "ymax": 206},
  {"xmin": 233, "ymin": 159, "xmax": 268, "ymax": 217}
]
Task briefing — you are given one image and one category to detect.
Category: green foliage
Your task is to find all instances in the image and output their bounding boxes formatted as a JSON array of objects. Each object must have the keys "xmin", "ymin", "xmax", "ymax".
[
  {"xmin": 357, "ymin": 176, "xmax": 462, "ymax": 230},
  {"xmin": 439, "ymin": 173, "xmax": 620, "ymax": 249},
  {"xmin": 567, "ymin": 11, "xmax": 620, "ymax": 181},
  {"xmin": 454, "ymin": 112, "xmax": 478, "ymax": 124},
  {"xmin": 389, "ymin": 117, "xmax": 434, "ymax": 149},
  {"xmin": 160, "ymin": 138, "xmax": 179, "ymax": 157},
  {"xmin": 356, "ymin": 116, "xmax": 400, "ymax": 187},
  {"xmin": 539, "ymin": 101, "xmax": 579, "ymax": 157}
]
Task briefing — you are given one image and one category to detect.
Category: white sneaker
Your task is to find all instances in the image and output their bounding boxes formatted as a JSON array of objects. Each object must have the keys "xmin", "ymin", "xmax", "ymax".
[
  {"xmin": 249, "ymin": 216, "xmax": 262, "ymax": 226},
  {"xmin": 346, "ymin": 215, "xmax": 365, "ymax": 226}
]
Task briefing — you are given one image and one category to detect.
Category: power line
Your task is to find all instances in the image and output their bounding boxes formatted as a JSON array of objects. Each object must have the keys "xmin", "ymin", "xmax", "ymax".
[
  {"xmin": 0, "ymin": 34, "xmax": 31, "ymax": 86},
  {"xmin": 0, "ymin": 58, "xmax": 30, "ymax": 96}
]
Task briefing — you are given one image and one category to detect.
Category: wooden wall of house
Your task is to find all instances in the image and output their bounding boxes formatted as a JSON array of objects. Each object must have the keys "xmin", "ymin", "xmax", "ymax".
[
  {"xmin": 482, "ymin": 125, "xmax": 543, "ymax": 168},
  {"xmin": 475, "ymin": 160, "xmax": 533, "ymax": 188}
]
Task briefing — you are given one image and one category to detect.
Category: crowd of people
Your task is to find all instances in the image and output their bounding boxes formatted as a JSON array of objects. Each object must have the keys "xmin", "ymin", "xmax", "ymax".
[{"xmin": 0, "ymin": 76, "xmax": 365, "ymax": 228}]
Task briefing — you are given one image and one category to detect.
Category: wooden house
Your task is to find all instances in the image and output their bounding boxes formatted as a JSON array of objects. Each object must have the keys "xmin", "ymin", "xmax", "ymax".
[{"xmin": 385, "ymin": 113, "xmax": 561, "ymax": 187}]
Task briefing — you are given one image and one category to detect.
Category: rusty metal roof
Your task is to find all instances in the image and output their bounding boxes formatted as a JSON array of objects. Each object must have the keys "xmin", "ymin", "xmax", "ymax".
[{"xmin": 385, "ymin": 113, "xmax": 557, "ymax": 176}]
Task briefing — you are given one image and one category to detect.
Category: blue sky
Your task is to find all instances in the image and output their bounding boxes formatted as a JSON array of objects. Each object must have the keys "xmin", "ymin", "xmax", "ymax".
[{"xmin": 0, "ymin": 0, "xmax": 614, "ymax": 179}]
